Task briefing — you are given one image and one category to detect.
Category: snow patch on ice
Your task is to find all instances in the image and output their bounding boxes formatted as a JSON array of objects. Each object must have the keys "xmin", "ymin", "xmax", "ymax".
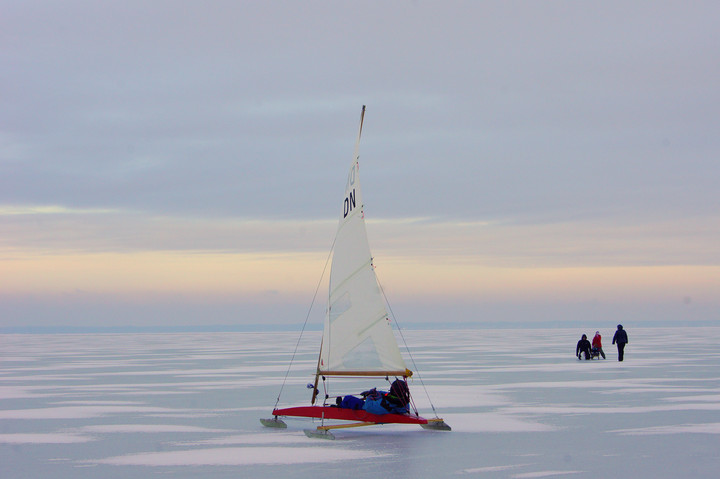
[
  {"xmin": 86, "ymin": 446, "xmax": 386, "ymax": 466},
  {"xmin": 413, "ymin": 385, "xmax": 510, "ymax": 408},
  {"xmin": 612, "ymin": 423, "xmax": 720, "ymax": 435},
  {"xmin": 512, "ymin": 471, "xmax": 581, "ymax": 478},
  {"xmin": 442, "ymin": 413, "xmax": 556, "ymax": 432},
  {"xmin": 79, "ymin": 425, "xmax": 233, "ymax": 434},
  {"xmin": 502, "ymin": 403, "xmax": 720, "ymax": 415},
  {"xmin": 0, "ymin": 433, "xmax": 95, "ymax": 444},
  {"xmin": 458, "ymin": 463, "xmax": 531, "ymax": 473},
  {"xmin": 662, "ymin": 394, "xmax": 720, "ymax": 403},
  {"xmin": 177, "ymin": 432, "xmax": 309, "ymax": 446},
  {"xmin": 0, "ymin": 385, "xmax": 62, "ymax": 399},
  {"xmin": 0, "ymin": 405, "xmax": 185, "ymax": 419},
  {"xmin": 53, "ymin": 400, "xmax": 144, "ymax": 405}
]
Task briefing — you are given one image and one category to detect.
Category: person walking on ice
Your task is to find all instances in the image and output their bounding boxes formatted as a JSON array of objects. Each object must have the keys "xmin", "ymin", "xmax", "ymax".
[{"xmin": 612, "ymin": 324, "xmax": 629, "ymax": 361}]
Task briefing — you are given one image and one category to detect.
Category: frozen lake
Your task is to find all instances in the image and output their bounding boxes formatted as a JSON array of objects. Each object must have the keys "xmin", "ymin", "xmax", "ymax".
[{"xmin": 2, "ymin": 327, "xmax": 719, "ymax": 478}]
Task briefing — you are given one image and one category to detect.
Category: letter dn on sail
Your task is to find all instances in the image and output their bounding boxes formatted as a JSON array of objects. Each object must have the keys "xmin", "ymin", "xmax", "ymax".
[{"xmin": 343, "ymin": 189, "xmax": 356, "ymax": 218}]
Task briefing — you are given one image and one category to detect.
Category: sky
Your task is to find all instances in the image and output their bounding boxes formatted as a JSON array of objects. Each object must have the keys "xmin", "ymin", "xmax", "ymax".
[{"xmin": 1, "ymin": 1, "xmax": 719, "ymax": 329}]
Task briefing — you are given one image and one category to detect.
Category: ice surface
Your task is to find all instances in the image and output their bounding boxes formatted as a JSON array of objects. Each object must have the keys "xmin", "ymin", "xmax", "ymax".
[
  {"xmin": 2, "ymin": 327, "xmax": 720, "ymax": 478},
  {"xmin": 85, "ymin": 446, "xmax": 386, "ymax": 466},
  {"xmin": 0, "ymin": 433, "xmax": 94, "ymax": 444},
  {"xmin": 511, "ymin": 471, "xmax": 581, "ymax": 478}
]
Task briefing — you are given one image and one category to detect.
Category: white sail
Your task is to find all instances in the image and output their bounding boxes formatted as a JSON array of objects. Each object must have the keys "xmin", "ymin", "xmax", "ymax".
[{"xmin": 318, "ymin": 108, "xmax": 410, "ymax": 377}]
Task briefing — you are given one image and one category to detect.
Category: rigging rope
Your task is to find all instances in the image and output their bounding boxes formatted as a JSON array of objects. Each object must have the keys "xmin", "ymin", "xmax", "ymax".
[
  {"xmin": 378, "ymin": 279, "xmax": 443, "ymax": 419},
  {"xmin": 272, "ymin": 235, "xmax": 336, "ymax": 410}
]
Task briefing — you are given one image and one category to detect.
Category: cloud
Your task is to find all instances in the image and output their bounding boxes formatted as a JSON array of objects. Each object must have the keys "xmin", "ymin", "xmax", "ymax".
[
  {"xmin": 2, "ymin": 2, "xmax": 718, "ymax": 327},
  {"xmin": 0, "ymin": 205, "xmax": 120, "ymax": 216}
]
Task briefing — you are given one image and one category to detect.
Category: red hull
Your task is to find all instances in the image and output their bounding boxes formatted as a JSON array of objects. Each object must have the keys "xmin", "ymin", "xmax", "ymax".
[{"xmin": 272, "ymin": 406, "xmax": 428, "ymax": 425}]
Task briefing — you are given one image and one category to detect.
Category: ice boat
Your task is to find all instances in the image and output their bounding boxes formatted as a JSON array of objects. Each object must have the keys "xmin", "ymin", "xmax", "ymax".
[{"xmin": 260, "ymin": 106, "xmax": 450, "ymax": 439}]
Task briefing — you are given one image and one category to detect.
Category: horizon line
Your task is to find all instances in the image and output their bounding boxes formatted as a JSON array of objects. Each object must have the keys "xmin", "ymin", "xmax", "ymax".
[{"xmin": 2, "ymin": 319, "xmax": 718, "ymax": 334}]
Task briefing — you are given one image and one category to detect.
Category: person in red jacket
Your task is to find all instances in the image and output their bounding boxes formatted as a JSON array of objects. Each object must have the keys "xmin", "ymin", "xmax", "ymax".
[{"xmin": 591, "ymin": 331, "xmax": 606, "ymax": 359}]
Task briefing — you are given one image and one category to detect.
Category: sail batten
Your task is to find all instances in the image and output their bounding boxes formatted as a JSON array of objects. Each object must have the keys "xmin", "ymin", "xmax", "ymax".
[
  {"xmin": 356, "ymin": 312, "xmax": 388, "ymax": 336},
  {"xmin": 329, "ymin": 258, "xmax": 373, "ymax": 298}
]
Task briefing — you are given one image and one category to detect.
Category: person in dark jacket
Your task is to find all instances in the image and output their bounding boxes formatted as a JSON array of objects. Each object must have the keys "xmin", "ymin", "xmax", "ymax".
[
  {"xmin": 576, "ymin": 334, "xmax": 592, "ymax": 360},
  {"xmin": 612, "ymin": 324, "xmax": 629, "ymax": 361}
]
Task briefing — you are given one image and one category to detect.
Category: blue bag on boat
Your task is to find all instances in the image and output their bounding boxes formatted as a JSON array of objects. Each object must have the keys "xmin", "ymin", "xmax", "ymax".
[
  {"xmin": 341, "ymin": 395, "xmax": 365, "ymax": 410},
  {"xmin": 363, "ymin": 397, "xmax": 390, "ymax": 415},
  {"xmin": 384, "ymin": 402, "xmax": 408, "ymax": 414}
]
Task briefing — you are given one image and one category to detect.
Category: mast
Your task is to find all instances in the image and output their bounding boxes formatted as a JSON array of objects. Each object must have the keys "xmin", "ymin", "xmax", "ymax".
[
  {"xmin": 356, "ymin": 105, "xmax": 365, "ymax": 158},
  {"xmin": 311, "ymin": 105, "xmax": 367, "ymax": 404},
  {"xmin": 311, "ymin": 105, "xmax": 412, "ymax": 406}
]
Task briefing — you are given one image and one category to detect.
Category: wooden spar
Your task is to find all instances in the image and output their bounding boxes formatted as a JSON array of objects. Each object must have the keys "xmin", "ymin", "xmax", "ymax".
[
  {"xmin": 310, "ymin": 337, "xmax": 324, "ymax": 405},
  {"xmin": 311, "ymin": 365, "xmax": 412, "ymax": 404},
  {"xmin": 306, "ymin": 419, "xmax": 380, "ymax": 440},
  {"xmin": 317, "ymin": 369, "xmax": 413, "ymax": 377},
  {"xmin": 317, "ymin": 422, "xmax": 376, "ymax": 431}
]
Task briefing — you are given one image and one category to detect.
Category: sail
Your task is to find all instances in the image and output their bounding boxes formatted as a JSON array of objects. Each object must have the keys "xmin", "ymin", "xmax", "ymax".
[{"xmin": 318, "ymin": 109, "xmax": 410, "ymax": 377}]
